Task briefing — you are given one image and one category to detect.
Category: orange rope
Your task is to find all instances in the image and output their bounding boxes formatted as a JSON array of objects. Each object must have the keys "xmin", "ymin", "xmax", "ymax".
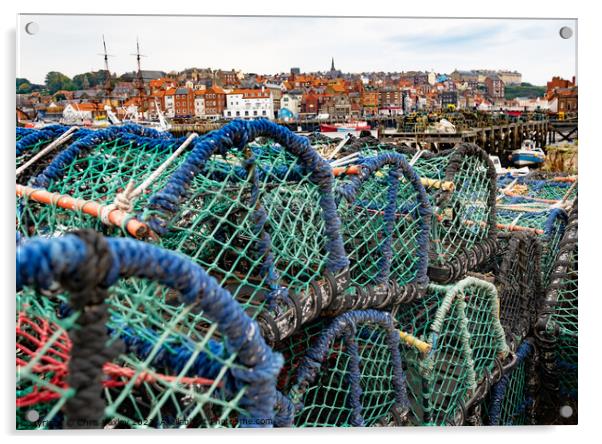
[
  {"xmin": 502, "ymin": 190, "xmax": 559, "ymax": 205},
  {"xmin": 16, "ymin": 184, "xmax": 151, "ymax": 239},
  {"xmin": 332, "ymin": 164, "xmax": 454, "ymax": 190}
]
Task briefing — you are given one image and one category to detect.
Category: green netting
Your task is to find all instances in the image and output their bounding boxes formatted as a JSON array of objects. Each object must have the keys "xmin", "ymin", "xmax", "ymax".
[
  {"xmin": 503, "ymin": 173, "xmax": 578, "ymax": 202},
  {"xmin": 18, "ymin": 138, "xmax": 183, "ymax": 238},
  {"xmin": 147, "ymin": 145, "xmax": 332, "ymax": 332},
  {"xmin": 413, "ymin": 148, "xmax": 496, "ymax": 277},
  {"xmin": 545, "ymin": 217, "xmax": 578, "ymax": 400},
  {"xmin": 536, "ymin": 202, "xmax": 577, "ymax": 424},
  {"xmin": 17, "ymin": 134, "xmax": 337, "ymax": 344},
  {"xmin": 496, "ymin": 202, "xmax": 568, "ymax": 289},
  {"xmin": 353, "ymin": 143, "xmax": 497, "ymax": 284},
  {"xmin": 17, "ymin": 279, "xmax": 250, "ymax": 429},
  {"xmin": 395, "ymin": 277, "xmax": 508, "ymax": 425},
  {"xmin": 479, "ymin": 232, "xmax": 543, "ymax": 350},
  {"xmin": 333, "ymin": 153, "xmax": 429, "ymax": 298},
  {"xmin": 276, "ymin": 310, "xmax": 405, "ymax": 427},
  {"xmin": 484, "ymin": 340, "xmax": 538, "ymax": 426}
]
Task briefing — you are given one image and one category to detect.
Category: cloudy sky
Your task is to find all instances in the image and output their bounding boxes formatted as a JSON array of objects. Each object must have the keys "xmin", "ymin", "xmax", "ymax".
[{"xmin": 17, "ymin": 15, "xmax": 576, "ymax": 85}]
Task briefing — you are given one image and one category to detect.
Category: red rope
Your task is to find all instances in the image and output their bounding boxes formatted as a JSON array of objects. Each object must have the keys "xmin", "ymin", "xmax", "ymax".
[{"xmin": 17, "ymin": 313, "xmax": 222, "ymax": 408}]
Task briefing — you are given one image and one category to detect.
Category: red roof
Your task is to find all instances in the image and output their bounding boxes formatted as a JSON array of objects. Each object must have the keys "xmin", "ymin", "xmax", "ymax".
[
  {"xmin": 69, "ymin": 102, "xmax": 101, "ymax": 112},
  {"xmin": 228, "ymin": 89, "xmax": 270, "ymax": 99}
]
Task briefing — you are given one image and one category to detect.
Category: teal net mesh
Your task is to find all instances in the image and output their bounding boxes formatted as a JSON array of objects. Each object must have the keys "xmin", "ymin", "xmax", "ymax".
[
  {"xmin": 536, "ymin": 201, "xmax": 577, "ymax": 424},
  {"xmin": 332, "ymin": 152, "xmax": 430, "ymax": 301},
  {"xmin": 276, "ymin": 310, "xmax": 407, "ymax": 427},
  {"xmin": 395, "ymin": 277, "xmax": 508, "ymax": 425},
  {"xmin": 17, "ymin": 137, "xmax": 184, "ymax": 239},
  {"xmin": 485, "ymin": 339, "xmax": 538, "ymax": 426},
  {"xmin": 17, "ymin": 281, "xmax": 247, "ymax": 429}
]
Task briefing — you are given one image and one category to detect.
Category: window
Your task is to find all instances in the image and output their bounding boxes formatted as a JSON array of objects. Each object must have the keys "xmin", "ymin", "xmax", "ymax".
[
  {"xmin": 253, "ymin": 110, "xmax": 257, "ymax": 116},
  {"xmin": 236, "ymin": 111, "xmax": 240, "ymax": 116},
  {"xmin": 227, "ymin": 111, "xmax": 231, "ymax": 116},
  {"xmin": 244, "ymin": 111, "xmax": 249, "ymax": 116},
  {"xmin": 262, "ymin": 110, "xmax": 266, "ymax": 116}
]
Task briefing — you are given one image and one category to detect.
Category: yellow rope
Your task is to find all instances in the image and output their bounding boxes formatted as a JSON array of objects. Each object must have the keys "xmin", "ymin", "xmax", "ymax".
[{"xmin": 399, "ymin": 330, "xmax": 432, "ymax": 354}]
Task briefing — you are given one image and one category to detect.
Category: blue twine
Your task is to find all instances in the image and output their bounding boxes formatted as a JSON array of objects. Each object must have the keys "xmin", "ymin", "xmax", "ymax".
[
  {"xmin": 146, "ymin": 119, "xmax": 349, "ymax": 273},
  {"xmin": 29, "ymin": 124, "xmax": 178, "ymax": 189},
  {"xmin": 335, "ymin": 152, "xmax": 432, "ymax": 288},
  {"xmin": 16, "ymin": 125, "xmax": 72, "ymax": 156},
  {"xmin": 488, "ymin": 340, "xmax": 534, "ymax": 425},
  {"xmin": 16, "ymin": 234, "xmax": 283, "ymax": 428},
  {"xmin": 544, "ymin": 208, "xmax": 568, "ymax": 240},
  {"xmin": 280, "ymin": 309, "xmax": 410, "ymax": 427}
]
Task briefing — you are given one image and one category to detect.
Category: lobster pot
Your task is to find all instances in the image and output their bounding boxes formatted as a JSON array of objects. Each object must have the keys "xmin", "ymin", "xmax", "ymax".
[
  {"xmin": 384, "ymin": 144, "xmax": 497, "ymax": 284},
  {"xmin": 496, "ymin": 201, "xmax": 568, "ymax": 288},
  {"xmin": 274, "ymin": 310, "xmax": 409, "ymax": 427},
  {"xmin": 334, "ymin": 152, "xmax": 431, "ymax": 307},
  {"xmin": 395, "ymin": 277, "xmax": 509, "ymax": 425},
  {"xmin": 17, "ymin": 126, "xmax": 185, "ymax": 239},
  {"xmin": 17, "ymin": 233, "xmax": 282, "ymax": 429},
  {"xmin": 536, "ymin": 203, "xmax": 578, "ymax": 423},
  {"xmin": 479, "ymin": 232, "xmax": 543, "ymax": 351},
  {"xmin": 144, "ymin": 121, "xmax": 351, "ymax": 346},
  {"xmin": 485, "ymin": 339, "xmax": 538, "ymax": 426},
  {"xmin": 16, "ymin": 126, "xmax": 72, "ymax": 184},
  {"xmin": 498, "ymin": 173, "xmax": 578, "ymax": 202}
]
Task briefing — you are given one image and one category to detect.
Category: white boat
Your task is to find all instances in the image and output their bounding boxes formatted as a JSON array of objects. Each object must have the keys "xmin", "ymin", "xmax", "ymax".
[
  {"xmin": 511, "ymin": 140, "xmax": 545, "ymax": 167},
  {"xmin": 490, "ymin": 155, "xmax": 530, "ymax": 177}
]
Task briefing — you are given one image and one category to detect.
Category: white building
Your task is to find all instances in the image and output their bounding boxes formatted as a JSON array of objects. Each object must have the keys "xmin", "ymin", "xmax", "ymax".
[
  {"xmin": 224, "ymin": 88, "xmax": 274, "ymax": 119},
  {"xmin": 428, "ymin": 71, "xmax": 437, "ymax": 86},
  {"xmin": 62, "ymin": 103, "xmax": 96, "ymax": 121},
  {"xmin": 280, "ymin": 91, "xmax": 303, "ymax": 117},
  {"xmin": 164, "ymin": 88, "xmax": 176, "ymax": 117},
  {"xmin": 194, "ymin": 90, "xmax": 206, "ymax": 117}
]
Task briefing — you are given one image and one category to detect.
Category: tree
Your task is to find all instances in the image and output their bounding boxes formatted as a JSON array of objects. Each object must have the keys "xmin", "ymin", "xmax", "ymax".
[{"xmin": 45, "ymin": 71, "xmax": 74, "ymax": 94}]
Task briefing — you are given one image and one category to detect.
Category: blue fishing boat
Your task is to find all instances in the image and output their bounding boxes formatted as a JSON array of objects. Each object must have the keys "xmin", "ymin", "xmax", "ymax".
[{"xmin": 511, "ymin": 139, "xmax": 546, "ymax": 167}]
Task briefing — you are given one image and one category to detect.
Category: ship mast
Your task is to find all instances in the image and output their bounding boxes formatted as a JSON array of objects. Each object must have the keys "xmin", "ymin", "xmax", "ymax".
[
  {"xmin": 131, "ymin": 37, "xmax": 147, "ymax": 115},
  {"xmin": 98, "ymin": 35, "xmax": 114, "ymax": 106}
]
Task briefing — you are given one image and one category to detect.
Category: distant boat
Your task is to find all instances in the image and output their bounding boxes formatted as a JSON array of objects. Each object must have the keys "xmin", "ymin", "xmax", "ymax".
[
  {"xmin": 320, "ymin": 121, "xmax": 371, "ymax": 132},
  {"xmin": 490, "ymin": 155, "xmax": 530, "ymax": 177},
  {"xmin": 511, "ymin": 139, "xmax": 546, "ymax": 167}
]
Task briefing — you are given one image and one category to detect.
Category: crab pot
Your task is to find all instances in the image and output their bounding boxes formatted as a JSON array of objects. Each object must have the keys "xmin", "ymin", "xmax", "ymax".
[
  {"xmin": 17, "ymin": 121, "xmax": 350, "ymax": 346},
  {"xmin": 498, "ymin": 173, "xmax": 578, "ymax": 203},
  {"xmin": 17, "ymin": 125, "xmax": 186, "ymax": 239},
  {"xmin": 395, "ymin": 277, "xmax": 509, "ymax": 425},
  {"xmin": 16, "ymin": 126, "xmax": 74, "ymax": 184},
  {"xmin": 485, "ymin": 339, "xmax": 539, "ymax": 426},
  {"xmin": 333, "ymin": 152, "xmax": 431, "ymax": 309},
  {"xmin": 496, "ymin": 199, "xmax": 568, "ymax": 288},
  {"xmin": 535, "ymin": 202, "xmax": 578, "ymax": 424},
  {"xmin": 357, "ymin": 144, "xmax": 497, "ymax": 284},
  {"xmin": 16, "ymin": 233, "xmax": 282, "ymax": 429},
  {"xmin": 478, "ymin": 231, "xmax": 543, "ymax": 351},
  {"xmin": 274, "ymin": 310, "xmax": 409, "ymax": 427},
  {"xmin": 143, "ymin": 120, "xmax": 350, "ymax": 345}
]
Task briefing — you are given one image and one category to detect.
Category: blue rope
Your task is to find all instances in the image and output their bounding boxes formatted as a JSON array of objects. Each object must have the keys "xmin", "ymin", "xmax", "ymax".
[
  {"xmin": 335, "ymin": 152, "xmax": 432, "ymax": 287},
  {"xmin": 146, "ymin": 119, "xmax": 349, "ymax": 272},
  {"xmin": 281, "ymin": 309, "xmax": 409, "ymax": 427},
  {"xmin": 488, "ymin": 340, "xmax": 534, "ymax": 425},
  {"xmin": 243, "ymin": 154, "xmax": 281, "ymax": 294},
  {"xmin": 544, "ymin": 208, "xmax": 568, "ymax": 240},
  {"xmin": 16, "ymin": 234, "xmax": 283, "ymax": 428},
  {"xmin": 29, "ymin": 124, "xmax": 178, "ymax": 189},
  {"xmin": 16, "ymin": 127, "xmax": 37, "ymax": 139},
  {"xmin": 16, "ymin": 125, "xmax": 71, "ymax": 156}
]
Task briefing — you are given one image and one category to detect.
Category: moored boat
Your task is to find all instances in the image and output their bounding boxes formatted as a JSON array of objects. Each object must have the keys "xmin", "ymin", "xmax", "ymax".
[
  {"xmin": 320, "ymin": 121, "xmax": 371, "ymax": 132},
  {"xmin": 511, "ymin": 139, "xmax": 546, "ymax": 167}
]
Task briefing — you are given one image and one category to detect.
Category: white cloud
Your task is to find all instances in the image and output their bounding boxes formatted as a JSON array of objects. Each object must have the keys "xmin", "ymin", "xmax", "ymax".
[{"xmin": 17, "ymin": 15, "xmax": 576, "ymax": 85}]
